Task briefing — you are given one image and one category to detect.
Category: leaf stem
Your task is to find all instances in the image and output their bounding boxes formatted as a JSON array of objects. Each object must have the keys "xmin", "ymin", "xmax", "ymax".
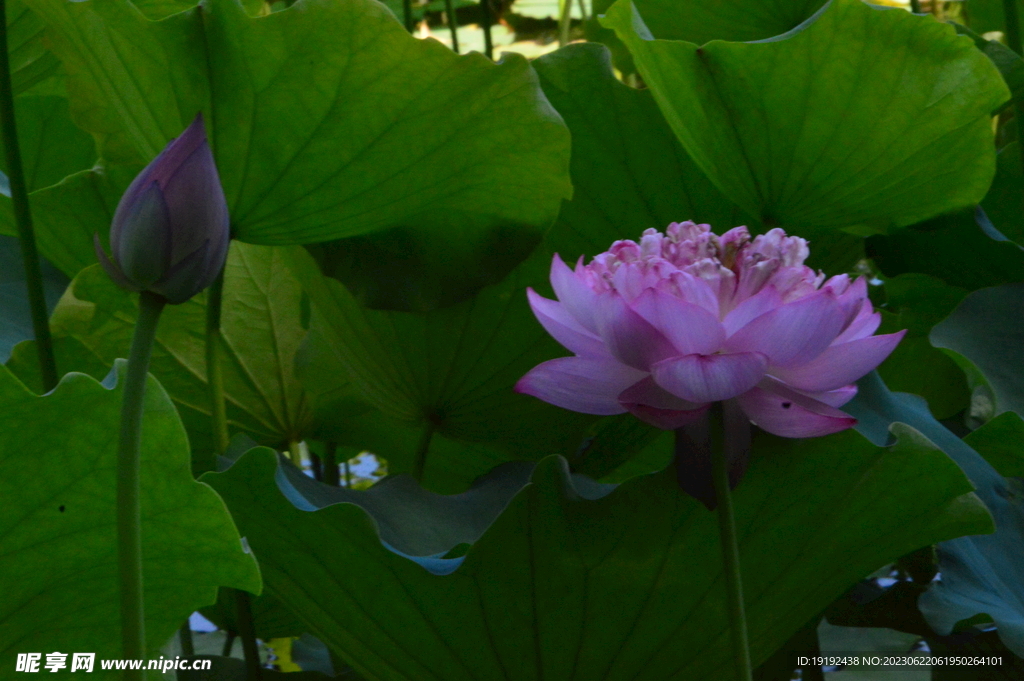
[
  {"xmin": 222, "ymin": 631, "xmax": 237, "ymax": 657},
  {"xmin": 323, "ymin": 441, "xmax": 340, "ymax": 486},
  {"xmin": 403, "ymin": 0, "xmax": 414, "ymax": 32},
  {"xmin": 412, "ymin": 421, "xmax": 435, "ymax": 482},
  {"xmin": 444, "ymin": 0, "xmax": 460, "ymax": 52},
  {"xmin": 288, "ymin": 440, "xmax": 303, "ymax": 468},
  {"xmin": 481, "ymin": 0, "xmax": 493, "ymax": 59},
  {"xmin": 117, "ymin": 290, "xmax": 167, "ymax": 679},
  {"xmin": 203, "ymin": 268, "xmax": 229, "ymax": 473},
  {"xmin": 715, "ymin": 400, "xmax": 753, "ymax": 681},
  {"xmin": 235, "ymin": 590, "xmax": 263, "ymax": 681},
  {"xmin": 204, "ymin": 261, "xmax": 262, "ymax": 681},
  {"xmin": 179, "ymin": 620, "xmax": 195, "ymax": 657},
  {"xmin": 0, "ymin": 0, "xmax": 58, "ymax": 392},
  {"xmin": 1002, "ymin": 0, "xmax": 1024, "ymax": 206},
  {"xmin": 558, "ymin": 0, "xmax": 572, "ymax": 47},
  {"xmin": 1006, "ymin": 0, "xmax": 1023, "ymax": 62}
]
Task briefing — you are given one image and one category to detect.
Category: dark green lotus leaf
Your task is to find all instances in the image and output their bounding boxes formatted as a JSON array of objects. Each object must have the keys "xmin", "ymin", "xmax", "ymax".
[
  {"xmin": 273, "ymin": 450, "xmax": 539, "ymax": 558},
  {"xmin": 930, "ymin": 283, "xmax": 1024, "ymax": 420},
  {"xmin": 177, "ymin": 656, "xmax": 341, "ymax": 680},
  {"xmin": 203, "ymin": 425, "xmax": 988, "ymax": 680},
  {"xmin": 601, "ymin": 0, "xmax": 1008, "ymax": 231},
  {"xmin": 563, "ymin": 411, "xmax": 667, "ymax": 481},
  {"xmin": 982, "ymin": 142, "xmax": 1024, "ymax": 248},
  {"xmin": 291, "ymin": 339, "xmax": 528, "ymax": 493},
  {"xmin": 199, "ymin": 588, "xmax": 306, "ymax": 643},
  {"xmin": 845, "ymin": 371, "xmax": 1024, "ymax": 657},
  {"xmin": 964, "ymin": 412, "xmax": 1024, "ymax": 480},
  {"xmin": 6, "ymin": 0, "xmax": 61, "ymax": 95},
  {"xmin": 873, "ymin": 274, "xmax": 970, "ymax": 419},
  {"xmin": 618, "ymin": 0, "xmax": 825, "ymax": 43},
  {"xmin": 876, "ymin": 332, "xmax": 969, "ymax": 421},
  {"xmin": 0, "ymin": 363, "xmax": 260, "ymax": 668},
  {"xmin": 966, "ymin": 0, "xmax": 1024, "ymax": 36},
  {"xmin": 532, "ymin": 42, "xmax": 756, "ymax": 261},
  {"xmin": 866, "ymin": 208, "xmax": 1024, "ymax": 292},
  {"xmin": 287, "ymin": 245, "xmax": 607, "ymax": 460}
]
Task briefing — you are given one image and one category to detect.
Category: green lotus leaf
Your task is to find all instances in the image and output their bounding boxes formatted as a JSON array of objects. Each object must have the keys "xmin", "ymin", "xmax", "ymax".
[
  {"xmin": 0, "ymin": 95, "xmax": 94, "ymax": 193},
  {"xmin": 41, "ymin": 242, "xmax": 313, "ymax": 467},
  {"xmin": 21, "ymin": 0, "xmax": 570, "ymax": 304},
  {"xmin": 0, "ymin": 165, "xmax": 136, "ymax": 279},
  {"xmin": 619, "ymin": 0, "xmax": 826, "ymax": 43},
  {"xmin": 964, "ymin": 412, "xmax": 1024, "ymax": 480},
  {"xmin": 204, "ymin": 425, "xmax": 988, "ymax": 679},
  {"xmin": 288, "ymin": 245, "xmax": 607, "ymax": 467},
  {"xmin": 931, "ymin": 283, "xmax": 1024, "ymax": 420},
  {"xmin": 5, "ymin": 0, "xmax": 61, "ymax": 95},
  {"xmin": 601, "ymin": 0, "xmax": 1007, "ymax": 231},
  {"xmin": 532, "ymin": 42, "xmax": 756, "ymax": 260},
  {"xmin": 846, "ymin": 371, "xmax": 1024, "ymax": 657},
  {"xmin": 0, "ymin": 363, "xmax": 260, "ymax": 670},
  {"xmin": 866, "ymin": 208, "xmax": 1024, "ymax": 292},
  {"xmin": 874, "ymin": 274, "xmax": 971, "ymax": 420},
  {"xmin": 982, "ymin": 142, "xmax": 1024, "ymax": 248}
]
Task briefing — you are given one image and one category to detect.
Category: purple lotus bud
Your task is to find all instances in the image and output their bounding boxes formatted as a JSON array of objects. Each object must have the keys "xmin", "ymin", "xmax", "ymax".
[
  {"xmin": 516, "ymin": 222, "xmax": 906, "ymax": 438},
  {"xmin": 95, "ymin": 114, "xmax": 230, "ymax": 304}
]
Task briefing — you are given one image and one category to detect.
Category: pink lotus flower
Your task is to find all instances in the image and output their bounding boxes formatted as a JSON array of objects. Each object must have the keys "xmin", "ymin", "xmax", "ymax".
[{"xmin": 516, "ymin": 222, "xmax": 905, "ymax": 438}]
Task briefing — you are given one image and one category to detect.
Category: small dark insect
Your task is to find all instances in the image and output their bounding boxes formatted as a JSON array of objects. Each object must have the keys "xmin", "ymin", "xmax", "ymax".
[
  {"xmin": 782, "ymin": 402, "xmax": 792, "ymax": 410},
  {"xmin": 58, "ymin": 505, "xmax": 65, "ymax": 513}
]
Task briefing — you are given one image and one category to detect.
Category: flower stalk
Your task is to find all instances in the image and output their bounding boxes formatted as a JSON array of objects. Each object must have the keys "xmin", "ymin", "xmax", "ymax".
[
  {"xmin": 714, "ymin": 400, "xmax": 753, "ymax": 681},
  {"xmin": 117, "ymin": 290, "xmax": 167, "ymax": 678},
  {"xmin": 204, "ymin": 264, "xmax": 262, "ymax": 681},
  {"xmin": 0, "ymin": 0, "xmax": 59, "ymax": 392},
  {"xmin": 558, "ymin": 0, "xmax": 572, "ymax": 47},
  {"xmin": 1002, "ymin": 0, "xmax": 1024, "ymax": 217},
  {"xmin": 674, "ymin": 402, "xmax": 753, "ymax": 681},
  {"xmin": 444, "ymin": 0, "xmax": 460, "ymax": 52},
  {"xmin": 481, "ymin": 0, "xmax": 494, "ymax": 58},
  {"xmin": 203, "ymin": 268, "xmax": 229, "ymax": 474},
  {"xmin": 402, "ymin": 0, "xmax": 414, "ymax": 32},
  {"xmin": 323, "ymin": 441, "xmax": 340, "ymax": 486},
  {"xmin": 412, "ymin": 421, "xmax": 436, "ymax": 482},
  {"xmin": 234, "ymin": 590, "xmax": 263, "ymax": 681}
]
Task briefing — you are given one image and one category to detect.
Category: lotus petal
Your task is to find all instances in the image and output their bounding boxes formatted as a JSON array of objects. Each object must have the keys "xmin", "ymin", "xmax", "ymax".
[
  {"xmin": 630, "ymin": 287, "xmax": 725, "ymax": 356},
  {"xmin": 771, "ymin": 331, "xmax": 906, "ymax": 393},
  {"xmin": 738, "ymin": 381, "xmax": 856, "ymax": 438},
  {"xmin": 594, "ymin": 292, "xmax": 678, "ymax": 371},
  {"xmin": 725, "ymin": 289, "xmax": 847, "ymax": 368},
  {"xmin": 514, "ymin": 357, "xmax": 646, "ymax": 415},
  {"xmin": 527, "ymin": 288, "xmax": 607, "ymax": 358},
  {"xmin": 652, "ymin": 352, "xmax": 767, "ymax": 403}
]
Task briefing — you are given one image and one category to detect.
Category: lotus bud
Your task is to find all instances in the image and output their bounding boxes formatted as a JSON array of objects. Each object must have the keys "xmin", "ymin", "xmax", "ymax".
[{"xmin": 95, "ymin": 114, "xmax": 230, "ymax": 304}]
